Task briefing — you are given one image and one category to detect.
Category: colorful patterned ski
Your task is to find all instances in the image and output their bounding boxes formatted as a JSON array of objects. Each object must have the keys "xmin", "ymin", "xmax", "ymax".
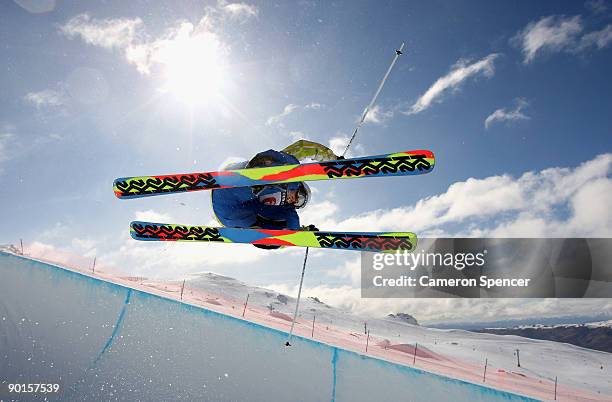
[
  {"xmin": 114, "ymin": 150, "xmax": 435, "ymax": 199},
  {"xmin": 130, "ymin": 221, "xmax": 417, "ymax": 253}
]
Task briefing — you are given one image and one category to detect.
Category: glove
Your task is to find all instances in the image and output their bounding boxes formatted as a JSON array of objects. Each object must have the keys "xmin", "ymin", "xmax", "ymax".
[{"xmin": 302, "ymin": 224, "xmax": 319, "ymax": 232}]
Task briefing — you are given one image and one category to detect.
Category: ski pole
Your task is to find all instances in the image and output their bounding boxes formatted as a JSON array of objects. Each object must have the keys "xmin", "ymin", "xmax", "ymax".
[
  {"xmin": 285, "ymin": 247, "xmax": 309, "ymax": 346},
  {"xmin": 342, "ymin": 42, "xmax": 405, "ymax": 157}
]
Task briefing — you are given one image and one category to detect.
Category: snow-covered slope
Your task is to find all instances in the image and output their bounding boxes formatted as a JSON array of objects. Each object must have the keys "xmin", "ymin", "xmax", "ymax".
[
  {"xmin": 586, "ymin": 320, "xmax": 612, "ymax": 328},
  {"xmin": 0, "ymin": 252, "xmax": 539, "ymax": 402},
  {"xmin": 478, "ymin": 320, "xmax": 612, "ymax": 354},
  {"xmin": 184, "ymin": 271, "xmax": 612, "ymax": 400},
  {"xmin": 511, "ymin": 321, "xmax": 612, "ymax": 329}
]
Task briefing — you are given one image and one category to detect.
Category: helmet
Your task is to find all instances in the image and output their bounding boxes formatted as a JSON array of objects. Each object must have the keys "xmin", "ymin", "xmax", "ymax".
[
  {"xmin": 255, "ymin": 182, "xmax": 311, "ymax": 208},
  {"xmin": 291, "ymin": 182, "xmax": 311, "ymax": 209}
]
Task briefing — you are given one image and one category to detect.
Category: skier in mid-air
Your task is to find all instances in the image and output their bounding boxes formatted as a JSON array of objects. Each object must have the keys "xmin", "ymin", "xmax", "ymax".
[
  {"xmin": 211, "ymin": 139, "xmax": 341, "ymax": 249},
  {"xmin": 114, "ymin": 44, "xmax": 420, "ymax": 254}
]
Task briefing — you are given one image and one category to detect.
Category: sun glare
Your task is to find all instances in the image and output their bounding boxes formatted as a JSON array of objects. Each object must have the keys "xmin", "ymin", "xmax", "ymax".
[{"xmin": 158, "ymin": 25, "xmax": 228, "ymax": 106}]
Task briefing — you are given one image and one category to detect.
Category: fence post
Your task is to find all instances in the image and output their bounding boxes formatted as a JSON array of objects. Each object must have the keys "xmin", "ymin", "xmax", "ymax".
[
  {"xmin": 413, "ymin": 342, "xmax": 418, "ymax": 365},
  {"xmin": 311, "ymin": 315, "xmax": 316, "ymax": 338},
  {"xmin": 180, "ymin": 279, "xmax": 185, "ymax": 300},
  {"xmin": 242, "ymin": 294, "xmax": 250, "ymax": 317},
  {"xmin": 554, "ymin": 376, "xmax": 558, "ymax": 400},
  {"xmin": 483, "ymin": 358, "xmax": 488, "ymax": 382},
  {"xmin": 365, "ymin": 330, "xmax": 370, "ymax": 353},
  {"xmin": 20, "ymin": 239, "xmax": 24, "ymax": 255},
  {"xmin": 92, "ymin": 257, "xmax": 96, "ymax": 274}
]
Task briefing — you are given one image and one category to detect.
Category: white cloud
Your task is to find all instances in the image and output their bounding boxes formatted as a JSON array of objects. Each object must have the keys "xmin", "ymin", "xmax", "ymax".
[
  {"xmin": 406, "ymin": 54, "xmax": 499, "ymax": 114},
  {"xmin": 134, "ymin": 209, "xmax": 175, "ymax": 222},
  {"xmin": 60, "ymin": 2, "xmax": 257, "ymax": 76},
  {"xmin": 513, "ymin": 13, "xmax": 612, "ymax": 62},
  {"xmin": 13, "ymin": 0, "xmax": 56, "ymax": 14},
  {"xmin": 484, "ymin": 98, "xmax": 530, "ymax": 129},
  {"xmin": 62, "ymin": 16, "xmax": 228, "ymax": 75},
  {"xmin": 36, "ymin": 221, "xmax": 72, "ymax": 243},
  {"xmin": 217, "ymin": 156, "xmax": 248, "ymax": 170},
  {"xmin": 24, "ymin": 89, "xmax": 65, "ymax": 108},
  {"xmin": 219, "ymin": 0, "xmax": 259, "ymax": 21},
  {"xmin": 60, "ymin": 13, "xmax": 142, "ymax": 50},
  {"xmin": 327, "ymin": 133, "xmax": 364, "ymax": 158},
  {"xmin": 300, "ymin": 200, "xmax": 340, "ymax": 226},
  {"xmin": 304, "ymin": 102, "xmax": 323, "ymax": 110},
  {"xmin": 25, "ymin": 241, "xmax": 95, "ymax": 271},
  {"xmin": 327, "ymin": 135, "xmax": 346, "ymax": 155},
  {"xmin": 71, "ymin": 238, "xmax": 97, "ymax": 258},
  {"xmin": 586, "ymin": 0, "xmax": 609, "ymax": 14},
  {"xmin": 513, "ymin": 15, "xmax": 583, "ymax": 63},
  {"xmin": 60, "ymin": 13, "xmax": 151, "ymax": 74},
  {"xmin": 28, "ymin": 224, "xmax": 101, "ymax": 267},
  {"xmin": 266, "ymin": 103, "xmax": 299, "ymax": 126},
  {"xmin": 324, "ymin": 256, "xmax": 362, "ymax": 286},
  {"xmin": 266, "ymin": 102, "xmax": 324, "ymax": 127},
  {"xmin": 0, "ymin": 127, "xmax": 14, "ymax": 163},
  {"xmin": 287, "ymin": 131, "xmax": 309, "ymax": 143},
  {"xmin": 32, "ymin": 133, "xmax": 64, "ymax": 148},
  {"xmin": 0, "ymin": 125, "xmax": 16, "ymax": 174},
  {"xmin": 564, "ymin": 178, "xmax": 612, "ymax": 236},
  {"xmin": 363, "ymin": 105, "xmax": 394, "ymax": 125},
  {"xmin": 579, "ymin": 24, "xmax": 612, "ymax": 50},
  {"xmin": 198, "ymin": 0, "xmax": 259, "ymax": 27}
]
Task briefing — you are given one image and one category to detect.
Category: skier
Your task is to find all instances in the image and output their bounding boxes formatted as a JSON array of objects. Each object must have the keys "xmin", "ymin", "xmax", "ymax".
[{"xmin": 211, "ymin": 139, "xmax": 341, "ymax": 249}]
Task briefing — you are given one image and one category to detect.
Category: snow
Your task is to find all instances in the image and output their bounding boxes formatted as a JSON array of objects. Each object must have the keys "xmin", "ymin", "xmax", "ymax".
[
  {"xmin": 1, "ymin": 249, "xmax": 611, "ymax": 401},
  {"xmin": 511, "ymin": 320, "xmax": 612, "ymax": 329},
  {"xmin": 587, "ymin": 320, "xmax": 612, "ymax": 328},
  {"xmin": 183, "ymin": 271, "xmax": 612, "ymax": 400}
]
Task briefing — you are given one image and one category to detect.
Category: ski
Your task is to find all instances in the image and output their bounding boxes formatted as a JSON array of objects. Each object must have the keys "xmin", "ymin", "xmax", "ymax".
[
  {"xmin": 114, "ymin": 150, "xmax": 435, "ymax": 199},
  {"xmin": 130, "ymin": 221, "xmax": 417, "ymax": 253}
]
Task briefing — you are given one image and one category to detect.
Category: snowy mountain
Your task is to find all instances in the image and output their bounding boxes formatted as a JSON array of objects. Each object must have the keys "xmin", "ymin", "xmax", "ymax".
[
  {"xmin": 477, "ymin": 321, "xmax": 612, "ymax": 353},
  {"xmin": 386, "ymin": 313, "xmax": 419, "ymax": 326},
  {"xmin": 185, "ymin": 272, "xmax": 427, "ymax": 339}
]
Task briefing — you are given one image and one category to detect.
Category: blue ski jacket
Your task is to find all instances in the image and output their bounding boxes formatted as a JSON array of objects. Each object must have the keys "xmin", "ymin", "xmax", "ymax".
[{"xmin": 211, "ymin": 149, "xmax": 301, "ymax": 230}]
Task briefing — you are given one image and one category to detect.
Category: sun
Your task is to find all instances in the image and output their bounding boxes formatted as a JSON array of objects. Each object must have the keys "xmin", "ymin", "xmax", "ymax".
[{"xmin": 158, "ymin": 24, "xmax": 229, "ymax": 106}]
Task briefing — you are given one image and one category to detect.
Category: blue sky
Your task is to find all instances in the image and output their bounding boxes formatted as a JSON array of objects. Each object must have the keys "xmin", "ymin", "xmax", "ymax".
[{"xmin": 1, "ymin": 0, "xmax": 611, "ymax": 324}]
